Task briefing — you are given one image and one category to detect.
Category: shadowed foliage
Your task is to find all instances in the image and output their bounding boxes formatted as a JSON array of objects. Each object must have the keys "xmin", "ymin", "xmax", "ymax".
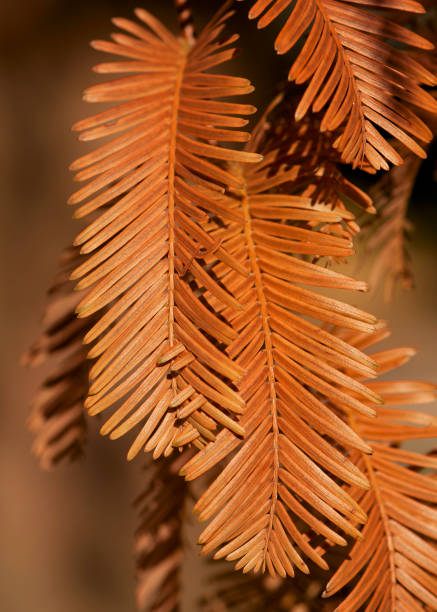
[{"xmin": 23, "ymin": 247, "xmax": 96, "ymax": 469}]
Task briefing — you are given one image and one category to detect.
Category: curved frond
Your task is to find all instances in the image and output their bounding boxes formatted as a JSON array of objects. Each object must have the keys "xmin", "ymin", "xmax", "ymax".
[
  {"xmin": 69, "ymin": 7, "xmax": 261, "ymax": 461},
  {"xmin": 180, "ymin": 121, "xmax": 383, "ymax": 577},
  {"xmin": 324, "ymin": 325, "xmax": 437, "ymax": 611},
  {"xmin": 135, "ymin": 453, "xmax": 190, "ymax": 612},
  {"xmin": 239, "ymin": 0, "xmax": 437, "ymax": 169},
  {"xmin": 22, "ymin": 247, "xmax": 94, "ymax": 469}
]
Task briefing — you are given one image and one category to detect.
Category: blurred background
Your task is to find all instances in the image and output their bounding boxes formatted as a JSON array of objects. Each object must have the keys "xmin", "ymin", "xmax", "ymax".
[{"xmin": 0, "ymin": 1, "xmax": 436, "ymax": 611}]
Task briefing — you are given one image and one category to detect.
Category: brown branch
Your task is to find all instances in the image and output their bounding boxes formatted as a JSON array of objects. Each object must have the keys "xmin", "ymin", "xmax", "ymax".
[{"xmin": 174, "ymin": 0, "xmax": 196, "ymax": 45}]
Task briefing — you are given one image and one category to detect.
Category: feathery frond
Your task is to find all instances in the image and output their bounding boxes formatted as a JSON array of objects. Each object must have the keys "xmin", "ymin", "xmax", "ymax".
[
  {"xmin": 259, "ymin": 94, "xmax": 375, "ymax": 245},
  {"xmin": 22, "ymin": 247, "xmax": 94, "ymax": 469},
  {"xmin": 180, "ymin": 113, "xmax": 383, "ymax": 578},
  {"xmin": 324, "ymin": 324, "xmax": 437, "ymax": 611},
  {"xmin": 69, "ymin": 6, "xmax": 261, "ymax": 461},
  {"xmin": 238, "ymin": 0, "xmax": 437, "ymax": 169},
  {"xmin": 363, "ymin": 152, "xmax": 423, "ymax": 299},
  {"xmin": 22, "ymin": 3, "xmax": 437, "ymax": 609},
  {"xmin": 135, "ymin": 452, "xmax": 190, "ymax": 611}
]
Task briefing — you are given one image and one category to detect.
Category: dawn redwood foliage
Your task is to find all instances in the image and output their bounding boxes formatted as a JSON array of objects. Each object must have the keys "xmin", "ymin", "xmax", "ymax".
[{"xmin": 25, "ymin": 1, "xmax": 437, "ymax": 610}]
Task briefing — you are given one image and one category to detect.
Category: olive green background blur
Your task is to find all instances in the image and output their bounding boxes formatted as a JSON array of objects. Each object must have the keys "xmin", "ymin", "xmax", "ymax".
[{"xmin": 0, "ymin": 1, "xmax": 436, "ymax": 611}]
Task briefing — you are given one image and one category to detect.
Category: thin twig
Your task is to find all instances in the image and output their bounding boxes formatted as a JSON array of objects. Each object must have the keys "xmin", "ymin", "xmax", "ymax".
[{"xmin": 174, "ymin": 0, "xmax": 196, "ymax": 45}]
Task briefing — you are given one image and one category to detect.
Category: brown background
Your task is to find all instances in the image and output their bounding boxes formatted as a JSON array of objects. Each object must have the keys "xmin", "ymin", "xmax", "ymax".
[{"xmin": 1, "ymin": 1, "xmax": 436, "ymax": 611}]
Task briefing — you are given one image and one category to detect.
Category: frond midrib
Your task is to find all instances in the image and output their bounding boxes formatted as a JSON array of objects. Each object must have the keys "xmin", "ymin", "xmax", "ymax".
[
  {"xmin": 315, "ymin": 0, "xmax": 366, "ymax": 162},
  {"xmin": 355, "ymin": 416, "xmax": 397, "ymax": 612},
  {"xmin": 240, "ymin": 170, "xmax": 280, "ymax": 569},
  {"xmin": 168, "ymin": 41, "xmax": 188, "ymax": 397}
]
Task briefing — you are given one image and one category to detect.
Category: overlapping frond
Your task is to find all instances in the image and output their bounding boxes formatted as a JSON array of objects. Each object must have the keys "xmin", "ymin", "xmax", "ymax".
[
  {"xmin": 22, "ymin": 247, "xmax": 94, "ymax": 469},
  {"xmin": 20, "ymin": 3, "xmax": 437, "ymax": 611},
  {"xmin": 69, "ymin": 7, "xmax": 261, "ymax": 461},
  {"xmin": 324, "ymin": 324, "xmax": 437, "ymax": 611},
  {"xmin": 363, "ymin": 152, "xmax": 423, "ymax": 299},
  {"xmin": 239, "ymin": 0, "xmax": 437, "ymax": 170},
  {"xmin": 135, "ymin": 452, "xmax": 190, "ymax": 612},
  {"xmin": 180, "ymin": 119, "xmax": 384, "ymax": 577},
  {"xmin": 258, "ymin": 95, "xmax": 375, "ymax": 244}
]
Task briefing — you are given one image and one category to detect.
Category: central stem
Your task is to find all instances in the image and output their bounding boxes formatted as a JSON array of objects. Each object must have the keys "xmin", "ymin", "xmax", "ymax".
[
  {"xmin": 173, "ymin": 0, "xmax": 195, "ymax": 45},
  {"xmin": 240, "ymin": 169, "xmax": 279, "ymax": 569},
  {"xmin": 350, "ymin": 415, "xmax": 396, "ymax": 611},
  {"xmin": 168, "ymin": 46, "xmax": 188, "ymax": 372}
]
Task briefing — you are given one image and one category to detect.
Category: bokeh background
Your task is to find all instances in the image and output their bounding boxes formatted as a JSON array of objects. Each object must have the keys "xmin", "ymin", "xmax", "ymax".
[{"xmin": 1, "ymin": 1, "xmax": 436, "ymax": 611}]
